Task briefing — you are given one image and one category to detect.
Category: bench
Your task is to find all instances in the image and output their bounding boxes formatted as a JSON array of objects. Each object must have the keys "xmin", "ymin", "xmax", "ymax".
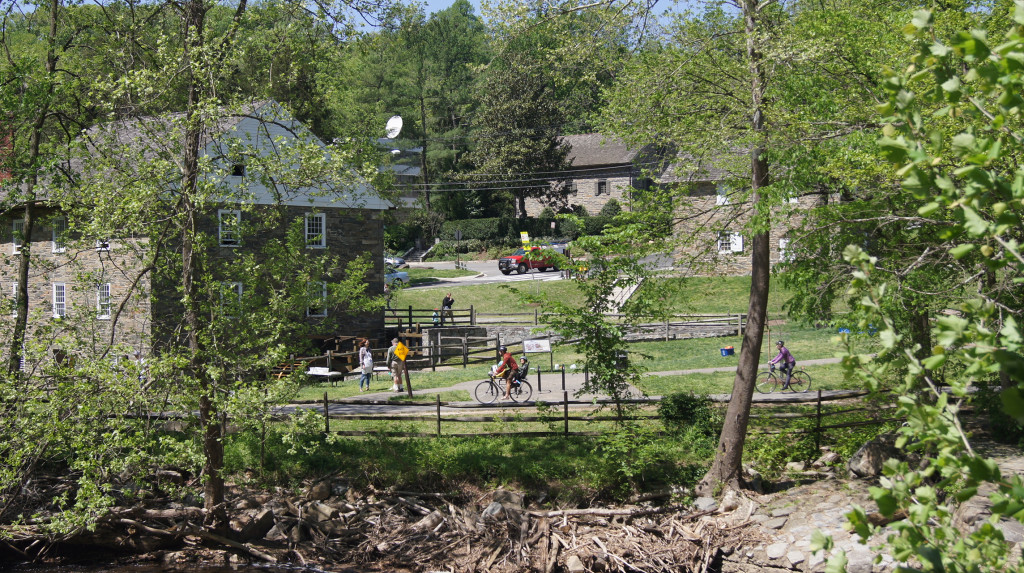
[{"xmin": 307, "ymin": 366, "xmax": 344, "ymax": 385}]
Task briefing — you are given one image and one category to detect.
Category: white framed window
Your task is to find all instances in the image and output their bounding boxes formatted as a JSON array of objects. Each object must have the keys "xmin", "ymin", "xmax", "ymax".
[
  {"xmin": 52, "ymin": 283, "xmax": 66, "ymax": 318},
  {"xmin": 219, "ymin": 209, "xmax": 241, "ymax": 247},
  {"xmin": 779, "ymin": 238, "xmax": 793, "ymax": 262},
  {"xmin": 221, "ymin": 281, "xmax": 243, "ymax": 318},
  {"xmin": 730, "ymin": 232, "xmax": 744, "ymax": 253},
  {"xmin": 306, "ymin": 281, "xmax": 327, "ymax": 317},
  {"xmin": 715, "ymin": 185, "xmax": 730, "ymax": 206},
  {"xmin": 305, "ymin": 213, "xmax": 326, "ymax": 248},
  {"xmin": 52, "ymin": 218, "xmax": 67, "ymax": 253},
  {"xmin": 718, "ymin": 231, "xmax": 743, "ymax": 253},
  {"xmin": 12, "ymin": 219, "xmax": 24, "ymax": 254},
  {"xmin": 96, "ymin": 238, "xmax": 110, "ymax": 251},
  {"xmin": 96, "ymin": 283, "xmax": 111, "ymax": 319}
]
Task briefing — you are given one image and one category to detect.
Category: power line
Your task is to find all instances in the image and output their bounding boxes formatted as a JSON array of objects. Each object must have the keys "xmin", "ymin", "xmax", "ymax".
[{"xmin": 393, "ymin": 159, "xmax": 667, "ymax": 189}]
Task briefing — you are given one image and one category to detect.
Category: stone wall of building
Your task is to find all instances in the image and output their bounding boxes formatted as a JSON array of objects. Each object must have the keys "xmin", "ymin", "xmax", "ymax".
[
  {"xmin": 0, "ymin": 206, "xmax": 152, "ymax": 354},
  {"xmin": 672, "ymin": 189, "xmax": 824, "ymax": 277},
  {"xmin": 524, "ymin": 170, "xmax": 635, "ymax": 217},
  {"xmin": 1, "ymin": 204, "xmax": 386, "ymax": 361}
]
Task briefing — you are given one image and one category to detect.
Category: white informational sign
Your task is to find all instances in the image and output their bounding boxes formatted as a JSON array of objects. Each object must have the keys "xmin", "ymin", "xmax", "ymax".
[
  {"xmin": 520, "ymin": 231, "xmax": 530, "ymax": 245},
  {"xmin": 523, "ymin": 339, "xmax": 551, "ymax": 353}
]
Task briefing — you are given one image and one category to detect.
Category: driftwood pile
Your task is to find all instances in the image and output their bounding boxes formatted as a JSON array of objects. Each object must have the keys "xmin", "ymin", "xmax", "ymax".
[{"xmin": 1, "ymin": 473, "xmax": 770, "ymax": 572}]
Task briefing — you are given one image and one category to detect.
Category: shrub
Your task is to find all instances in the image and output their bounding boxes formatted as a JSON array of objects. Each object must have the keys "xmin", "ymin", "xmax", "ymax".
[
  {"xmin": 598, "ymin": 198, "xmax": 622, "ymax": 218},
  {"xmin": 385, "ymin": 222, "xmax": 421, "ymax": 252},
  {"xmin": 659, "ymin": 392, "xmax": 720, "ymax": 437}
]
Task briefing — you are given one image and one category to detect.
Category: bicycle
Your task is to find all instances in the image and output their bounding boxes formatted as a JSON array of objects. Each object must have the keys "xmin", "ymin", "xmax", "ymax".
[
  {"xmin": 756, "ymin": 364, "xmax": 812, "ymax": 393},
  {"xmin": 474, "ymin": 360, "xmax": 533, "ymax": 404}
]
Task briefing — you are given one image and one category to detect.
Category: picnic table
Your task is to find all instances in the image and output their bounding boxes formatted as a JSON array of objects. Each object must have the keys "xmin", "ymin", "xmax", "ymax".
[{"xmin": 307, "ymin": 366, "xmax": 344, "ymax": 385}]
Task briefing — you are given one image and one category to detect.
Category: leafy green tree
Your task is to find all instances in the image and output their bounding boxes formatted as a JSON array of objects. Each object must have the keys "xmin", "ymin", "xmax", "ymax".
[
  {"xmin": 820, "ymin": 4, "xmax": 1024, "ymax": 570},
  {"xmin": 599, "ymin": 0, "xmax": 918, "ymax": 495},
  {"xmin": 465, "ymin": 51, "xmax": 571, "ymax": 218}
]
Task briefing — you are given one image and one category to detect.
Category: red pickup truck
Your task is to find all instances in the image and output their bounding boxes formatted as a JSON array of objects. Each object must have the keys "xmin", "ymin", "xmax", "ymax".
[{"xmin": 498, "ymin": 246, "xmax": 563, "ymax": 275}]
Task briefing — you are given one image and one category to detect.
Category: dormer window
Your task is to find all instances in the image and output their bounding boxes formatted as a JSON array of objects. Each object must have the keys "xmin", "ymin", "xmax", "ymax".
[{"xmin": 231, "ymin": 164, "xmax": 245, "ymax": 177}]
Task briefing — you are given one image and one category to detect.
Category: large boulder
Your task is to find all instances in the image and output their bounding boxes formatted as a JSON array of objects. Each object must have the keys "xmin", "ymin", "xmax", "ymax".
[{"xmin": 848, "ymin": 434, "xmax": 899, "ymax": 478}]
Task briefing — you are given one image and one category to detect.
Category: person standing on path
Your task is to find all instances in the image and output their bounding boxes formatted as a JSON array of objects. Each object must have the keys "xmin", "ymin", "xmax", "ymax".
[
  {"xmin": 440, "ymin": 292, "xmax": 454, "ymax": 325},
  {"xmin": 358, "ymin": 339, "xmax": 373, "ymax": 391},
  {"xmin": 386, "ymin": 338, "xmax": 404, "ymax": 392}
]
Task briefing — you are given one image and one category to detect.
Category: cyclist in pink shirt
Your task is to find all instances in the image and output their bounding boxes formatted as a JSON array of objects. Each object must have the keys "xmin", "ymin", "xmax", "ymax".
[{"xmin": 769, "ymin": 340, "xmax": 796, "ymax": 389}]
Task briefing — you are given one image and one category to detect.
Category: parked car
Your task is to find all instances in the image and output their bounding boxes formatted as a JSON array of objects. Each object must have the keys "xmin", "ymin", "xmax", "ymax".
[
  {"xmin": 498, "ymin": 245, "xmax": 563, "ymax": 275},
  {"xmin": 385, "ymin": 254, "xmax": 407, "ymax": 268},
  {"xmin": 385, "ymin": 266, "xmax": 409, "ymax": 286}
]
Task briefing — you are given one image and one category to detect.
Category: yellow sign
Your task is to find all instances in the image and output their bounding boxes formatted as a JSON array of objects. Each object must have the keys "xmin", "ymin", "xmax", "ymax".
[
  {"xmin": 520, "ymin": 231, "xmax": 530, "ymax": 246},
  {"xmin": 395, "ymin": 342, "xmax": 409, "ymax": 361}
]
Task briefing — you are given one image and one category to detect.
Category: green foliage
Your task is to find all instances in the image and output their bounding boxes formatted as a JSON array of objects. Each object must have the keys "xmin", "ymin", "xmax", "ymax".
[
  {"xmin": 974, "ymin": 381, "xmax": 1024, "ymax": 446},
  {"xmin": 598, "ymin": 198, "xmax": 622, "ymax": 218},
  {"xmin": 223, "ymin": 428, "xmax": 708, "ymax": 503},
  {"xmin": 743, "ymin": 420, "xmax": 819, "ymax": 480},
  {"xmin": 658, "ymin": 392, "xmax": 720, "ymax": 438},
  {"xmin": 595, "ymin": 422, "xmax": 670, "ymax": 495},
  {"xmin": 385, "ymin": 221, "xmax": 422, "ymax": 252},
  {"xmin": 828, "ymin": 5, "xmax": 1024, "ymax": 569}
]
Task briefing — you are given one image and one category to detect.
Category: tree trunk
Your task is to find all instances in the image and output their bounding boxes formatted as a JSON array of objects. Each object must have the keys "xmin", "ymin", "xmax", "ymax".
[
  {"xmin": 418, "ymin": 91, "xmax": 431, "ymax": 211},
  {"xmin": 7, "ymin": 0, "xmax": 59, "ymax": 376},
  {"xmin": 182, "ymin": 0, "xmax": 223, "ymax": 511},
  {"xmin": 698, "ymin": 0, "xmax": 770, "ymax": 496}
]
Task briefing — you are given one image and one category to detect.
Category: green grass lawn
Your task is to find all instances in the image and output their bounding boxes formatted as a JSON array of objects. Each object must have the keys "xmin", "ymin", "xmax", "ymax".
[
  {"xmin": 297, "ymin": 271, "xmax": 872, "ymax": 400},
  {"xmin": 406, "ymin": 268, "xmax": 476, "ymax": 286},
  {"xmin": 395, "ymin": 272, "xmax": 831, "ymax": 317},
  {"xmin": 394, "ymin": 278, "xmax": 585, "ymax": 314}
]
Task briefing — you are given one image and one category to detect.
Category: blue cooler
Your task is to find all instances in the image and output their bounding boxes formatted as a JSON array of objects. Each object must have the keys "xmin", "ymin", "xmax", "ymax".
[{"xmin": 720, "ymin": 346, "xmax": 735, "ymax": 356}]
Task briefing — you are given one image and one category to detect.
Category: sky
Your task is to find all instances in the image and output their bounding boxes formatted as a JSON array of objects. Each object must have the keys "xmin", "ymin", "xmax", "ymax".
[{"xmin": 420, "ymin": 0, "xmax": 481, "ymax": 17}]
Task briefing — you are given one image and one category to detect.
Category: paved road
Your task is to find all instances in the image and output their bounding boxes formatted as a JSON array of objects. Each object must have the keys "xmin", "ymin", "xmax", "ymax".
[{"xmin": 405, "ymin": 253, "xmax": 674, "ymax": 289}]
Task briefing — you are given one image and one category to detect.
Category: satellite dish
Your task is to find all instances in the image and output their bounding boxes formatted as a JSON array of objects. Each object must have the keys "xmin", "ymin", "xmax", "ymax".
[{"xmin": 385, "ymin": 115, "xmax": 403, "ymax": 139}]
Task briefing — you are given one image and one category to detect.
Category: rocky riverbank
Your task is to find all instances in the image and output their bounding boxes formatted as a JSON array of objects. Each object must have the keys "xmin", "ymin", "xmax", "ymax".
[
  {"xmin": 5, "ymin": 437, "xmax": 1022, "ymax": 572},
  {"xmin": 2, "ymin": 469, "xmax": 887, "ymax": 573}
]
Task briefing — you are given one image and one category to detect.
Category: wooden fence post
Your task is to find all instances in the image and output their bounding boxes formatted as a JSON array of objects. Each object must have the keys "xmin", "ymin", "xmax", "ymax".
[
  {"xmin": 324, "ymin": 391, "xmax": 330, "ymax": 435},
  {"xmin": 408, "ymin": 305, "xmax": 413, "ymax": 327},
  {"xmin": 815, "ymin": 389, "xmax": 822, "ymax": 451},
  {"xmin": 561, "ymin": 365, "xmax": 566, "ymax": 391},
  {"xmin": 534, "ymin": 308, "xmax": 539, "ymax": 325},
  {"xmin": 436, "ymin": 394, "xmax": 442, "ymax": 438},
  {"xmin": 471, "ymin": 304, "xmax": 475, "ymax": 325},
  {"xmin": 537, "ymin": 366, "xmax": 541, "ymax": 392},
  {"xmin": 462, "ymin": 339, "xmax": 468, "ymax": 368},
  {"xmin": 563, "ymin": 392, "xmax": 569, "ymax": 436}
]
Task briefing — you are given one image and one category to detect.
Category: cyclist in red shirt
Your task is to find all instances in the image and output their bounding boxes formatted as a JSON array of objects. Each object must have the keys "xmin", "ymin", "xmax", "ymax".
[{"xmin": 495, "ymin": 345, "xmax": 519, "ymax": 400}]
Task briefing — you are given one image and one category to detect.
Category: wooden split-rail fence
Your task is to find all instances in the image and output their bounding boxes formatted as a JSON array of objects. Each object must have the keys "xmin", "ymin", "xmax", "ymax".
[{"xmin": 302, "ymin": 389, "xmax": 900, "ymax": 447}]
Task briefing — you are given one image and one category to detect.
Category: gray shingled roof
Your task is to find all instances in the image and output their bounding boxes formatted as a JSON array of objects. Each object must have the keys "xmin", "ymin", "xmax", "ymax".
[
  {"xmin": 657, "ymin": 150, "xmax": 750, "ymax": 184},
  {"xmin": 559, "ymin": 134, "xmax": 641, "ymax": 167}
]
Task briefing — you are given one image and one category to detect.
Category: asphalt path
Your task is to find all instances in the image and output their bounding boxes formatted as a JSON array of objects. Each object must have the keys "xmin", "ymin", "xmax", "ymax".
[{"xmin": 278, "ymin": 357, "xmax": 856, "ymax": 418}]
